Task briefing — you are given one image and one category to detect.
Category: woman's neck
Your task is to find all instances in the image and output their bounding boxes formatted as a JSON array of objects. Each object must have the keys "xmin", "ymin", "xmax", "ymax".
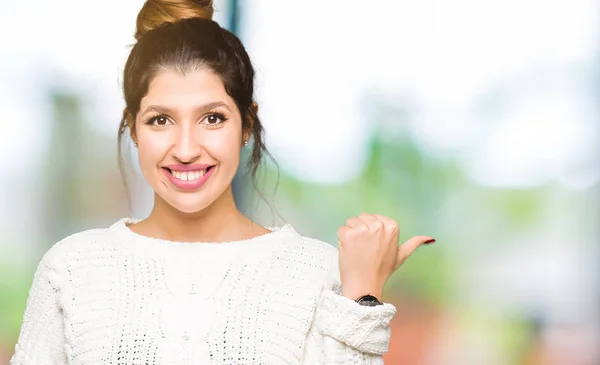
[{"xmin": 132, "ymin": 187, "xmax": 269, "ymax": 243}]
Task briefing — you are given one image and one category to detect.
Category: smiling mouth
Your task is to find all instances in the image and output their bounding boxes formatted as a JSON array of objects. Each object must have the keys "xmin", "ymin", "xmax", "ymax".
[{"xmin": 163, "ymin": 166, "xmax": 215, "ymax": 182}]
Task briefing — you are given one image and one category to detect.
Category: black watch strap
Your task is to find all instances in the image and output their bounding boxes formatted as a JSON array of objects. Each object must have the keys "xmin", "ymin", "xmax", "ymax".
[{"xmin": 355, "ymin": 294, "xmax": 383, "ymax": 306}]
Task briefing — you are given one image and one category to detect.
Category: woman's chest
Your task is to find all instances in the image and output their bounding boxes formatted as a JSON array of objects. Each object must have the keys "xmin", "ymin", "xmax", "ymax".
[{"xmin": 62, "ymin": 251, "xmax": 328, "ymax": 364}]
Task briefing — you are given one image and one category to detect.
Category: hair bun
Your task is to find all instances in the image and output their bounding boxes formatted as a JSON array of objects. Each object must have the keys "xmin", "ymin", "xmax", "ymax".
[{"xmin": 135, "ymin": 0, "xmax": 214, "ymax": 41}]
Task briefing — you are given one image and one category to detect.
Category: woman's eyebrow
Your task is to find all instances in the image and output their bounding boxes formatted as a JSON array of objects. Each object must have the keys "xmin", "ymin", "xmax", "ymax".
[{"xmin": 140, "ymin": 101, "xmax": 231, "ymax": 117}]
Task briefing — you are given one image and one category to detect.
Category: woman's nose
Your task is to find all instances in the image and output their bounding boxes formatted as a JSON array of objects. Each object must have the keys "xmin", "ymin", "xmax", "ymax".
[{"xmin": 171, "ymin": 128, "xmax": 202, "ymax": 163}]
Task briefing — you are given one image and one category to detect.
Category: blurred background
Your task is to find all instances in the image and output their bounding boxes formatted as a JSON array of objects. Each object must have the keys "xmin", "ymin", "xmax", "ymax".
[{"xmin": 1, "ymin": 0, "xmax": 599, "ymax": 364}]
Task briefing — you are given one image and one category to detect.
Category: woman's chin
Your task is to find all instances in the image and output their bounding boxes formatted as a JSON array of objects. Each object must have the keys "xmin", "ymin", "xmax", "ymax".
[
  {"xmin": 153, "ymin": 179, "xmax": 232, "ymax": 215},
  {"xmin": 162, "ymin": 196, "xmax": 213, "ymax": 215}
]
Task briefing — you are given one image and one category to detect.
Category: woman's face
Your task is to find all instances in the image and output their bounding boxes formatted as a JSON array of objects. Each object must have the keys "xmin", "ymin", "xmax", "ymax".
[{"xmin": 134, "ymin": 68, "xmax": 246, "ymax": 214}]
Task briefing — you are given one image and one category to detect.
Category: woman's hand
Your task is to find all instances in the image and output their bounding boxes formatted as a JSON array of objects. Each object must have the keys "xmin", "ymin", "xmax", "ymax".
[{"xmin": 337, "ymin": 213, "xmax": 435, "ymax": 301}]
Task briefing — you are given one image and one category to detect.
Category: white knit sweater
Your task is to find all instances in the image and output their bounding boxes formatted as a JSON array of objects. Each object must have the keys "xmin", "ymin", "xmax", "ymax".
[{"xmin": 10, "ymin": 218, "xmax": 396, "ymax": 365}]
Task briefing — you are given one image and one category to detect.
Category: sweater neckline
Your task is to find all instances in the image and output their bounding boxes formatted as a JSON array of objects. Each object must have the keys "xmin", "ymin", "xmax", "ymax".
[{"xmin": 109, "ymin": 217, "xmax": 296, "ymax": 253}]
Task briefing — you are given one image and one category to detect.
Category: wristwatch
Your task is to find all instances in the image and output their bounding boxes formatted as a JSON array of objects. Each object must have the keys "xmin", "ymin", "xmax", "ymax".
[{"xmin": 355, "ymin": 294, "xmax": 383, "ymax": 307}]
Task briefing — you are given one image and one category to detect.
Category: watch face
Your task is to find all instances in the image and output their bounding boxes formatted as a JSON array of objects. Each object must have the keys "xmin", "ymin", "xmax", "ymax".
[
  {"xmin": 356, "ymin": 295, "xmax": 383, "ymax": 306},
  {"xmin": 359, "ymin": 299, "xmax": 379, "ymax": 307}
]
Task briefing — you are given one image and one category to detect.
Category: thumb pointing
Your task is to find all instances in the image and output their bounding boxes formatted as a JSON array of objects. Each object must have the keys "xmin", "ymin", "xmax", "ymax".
[{"xmin": 395, "ymin": 235, "xmax": 436, "ymax": 270}]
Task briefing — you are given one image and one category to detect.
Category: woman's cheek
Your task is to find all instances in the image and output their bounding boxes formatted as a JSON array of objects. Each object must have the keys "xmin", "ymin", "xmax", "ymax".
[{"xmin": 204, "ymin": 129, "xmax": 242, "ymax": 159}]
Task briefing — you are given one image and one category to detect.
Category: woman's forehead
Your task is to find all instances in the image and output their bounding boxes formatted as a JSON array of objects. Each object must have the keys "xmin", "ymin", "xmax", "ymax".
[{"xmin": 141, "ymin": 69, "xmax": 234, "ymax": 111}]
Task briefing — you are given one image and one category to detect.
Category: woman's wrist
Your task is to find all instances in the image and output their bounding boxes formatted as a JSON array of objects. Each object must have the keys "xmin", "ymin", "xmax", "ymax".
[{"xmin": 341, "ymin": 285, "xmax": 383, "ymax": 301}]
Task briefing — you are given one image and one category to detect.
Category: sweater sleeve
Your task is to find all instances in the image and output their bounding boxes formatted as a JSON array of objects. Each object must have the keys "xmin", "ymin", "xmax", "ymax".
[
  {"xmin": 310, "ymin": 249, "xmax": 397, "ymax": 364},
  {"xmin": 9, "ymin": 251, "xmax": 67, "ymax": 365}
]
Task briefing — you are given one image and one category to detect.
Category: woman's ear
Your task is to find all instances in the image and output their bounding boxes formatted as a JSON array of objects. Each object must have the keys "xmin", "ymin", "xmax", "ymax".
[
  {"xmin": 243, "ymin": 102, "xmax": 259, "ymax": 143},
  {"xmin": 123, "ymin": 108, "xmax": 137, "ymax": 145},
  {"xmin": 242, "ymin": 127, "xmax": 251, "ymax": 146}
]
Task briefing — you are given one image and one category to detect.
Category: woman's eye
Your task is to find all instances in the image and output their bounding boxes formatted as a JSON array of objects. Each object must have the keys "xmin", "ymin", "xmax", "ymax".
[
  {"xmin": 145, "ymin": 115, "xmax": 171, "ymax": 126},
  {"xmin": 203, "ymin": 113, "xmax": 227, "ymax": 126},
  {"xmin": 151, "ymin": 116, "xmax": 170, "ymax": 126}
]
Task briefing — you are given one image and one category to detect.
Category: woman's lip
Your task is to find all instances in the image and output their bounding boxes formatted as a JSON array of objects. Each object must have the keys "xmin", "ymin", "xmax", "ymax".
[
  {"xmin": 162, "ymin": 166, "xmax": 215, "ymax": 191},
  {"xmin": 165, "ymin": 163, "xmax": 213, "ymax": 172}
]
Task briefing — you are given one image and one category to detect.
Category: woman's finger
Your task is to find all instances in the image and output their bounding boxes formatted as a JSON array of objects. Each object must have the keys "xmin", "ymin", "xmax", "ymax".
[
  {"xmin": 395, "ymin": 235, "xmax": 435, "ymax": 270},
  {"xmin": 372, "ymin": 214, "xmax": 399, "ymax": 234},
  {"xmin": 345, "ymin": 217, "xmax": 363, "ymax": 228},
  {"xmin": 358, "ymin": 212, "xmax": 383, "ymax": 231}
]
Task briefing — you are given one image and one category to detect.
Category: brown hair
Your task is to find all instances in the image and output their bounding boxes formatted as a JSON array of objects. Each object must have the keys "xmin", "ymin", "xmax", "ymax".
[{"xmin": 118, "ymin": 0, "xmax": 275, "ymax": 209}]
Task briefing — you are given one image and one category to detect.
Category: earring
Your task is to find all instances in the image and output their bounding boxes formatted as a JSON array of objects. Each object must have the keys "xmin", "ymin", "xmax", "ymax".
[
  {"xmin": 243, "ymin": 140, "xmax": 249, "ymax": 147},
  {"xmin": 134, "ymin": 141, "xmax": 138, "ymax": 147}
]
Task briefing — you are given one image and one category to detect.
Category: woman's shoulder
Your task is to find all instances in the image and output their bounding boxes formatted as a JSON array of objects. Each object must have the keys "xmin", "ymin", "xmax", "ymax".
[
  {"xmin": 296, "ymin": 233, "xmax": 338, "ymax": 258},
  {"xmin": 280, "ymin": 225, "xmax": 339, "ymax": 269},
  {"xmin": 40, "ymin": 218, "xmax": 128, "ymax": 264},
  {"xmin": 280, "ymin": 226, "xmax": 342, "ymax": 289}
]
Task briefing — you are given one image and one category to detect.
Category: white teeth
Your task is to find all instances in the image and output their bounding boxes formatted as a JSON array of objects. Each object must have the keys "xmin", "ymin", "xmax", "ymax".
[{"xmin": 171, "ymin": 169, "xmax": 208, "ymax": 182}]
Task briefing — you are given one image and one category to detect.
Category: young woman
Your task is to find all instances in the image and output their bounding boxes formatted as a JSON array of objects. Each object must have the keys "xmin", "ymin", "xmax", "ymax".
[{"xmin": 10, "ymin": 1, "xmax": 435, "ymax": 364}]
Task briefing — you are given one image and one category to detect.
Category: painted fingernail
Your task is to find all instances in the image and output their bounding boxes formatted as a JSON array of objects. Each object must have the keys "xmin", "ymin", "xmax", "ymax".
[{"xmin": 424, "ymin": 238, "xmax": 436, "ymax": 244}]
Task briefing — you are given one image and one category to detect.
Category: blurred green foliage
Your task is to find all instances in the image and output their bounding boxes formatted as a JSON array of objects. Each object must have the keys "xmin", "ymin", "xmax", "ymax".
[{"xmin": 0, "ymin": 256, "xmax": 31, "ymax": 346}]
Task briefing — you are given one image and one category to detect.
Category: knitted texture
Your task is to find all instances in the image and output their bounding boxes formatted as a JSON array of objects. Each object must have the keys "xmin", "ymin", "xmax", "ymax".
[{"xmin": 10, "ymin": 218, "xmax": 396, "ymax": 365}]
